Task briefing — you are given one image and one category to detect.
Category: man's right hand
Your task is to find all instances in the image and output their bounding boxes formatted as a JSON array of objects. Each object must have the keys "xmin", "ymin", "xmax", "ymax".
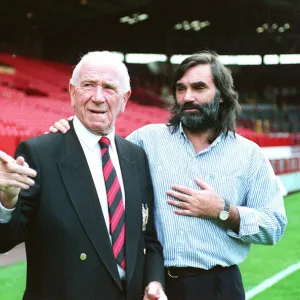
[
  {"xmin": 0, "ymin": 150, "xmax": 37, "ymax": 209},
  {"xmin": 47, "ymin": 116, "xmax": 73, "ymax": 134}
]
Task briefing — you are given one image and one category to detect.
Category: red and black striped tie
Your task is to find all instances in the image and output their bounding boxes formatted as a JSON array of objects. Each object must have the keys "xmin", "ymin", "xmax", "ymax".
[{"xmin": 99, "ymin": 137, "xmax": 126, "ymax": 270}]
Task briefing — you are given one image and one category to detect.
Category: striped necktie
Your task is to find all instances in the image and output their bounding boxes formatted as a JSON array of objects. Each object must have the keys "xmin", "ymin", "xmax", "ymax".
[{"xmin": 99, "ymin": 136, "xmax": 126, "ymax": 270}]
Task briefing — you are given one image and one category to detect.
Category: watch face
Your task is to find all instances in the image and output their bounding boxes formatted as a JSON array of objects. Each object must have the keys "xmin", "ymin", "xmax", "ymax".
[{"xmin": 219, "ymin": 211, "xmax": 229, "ymax": 221}]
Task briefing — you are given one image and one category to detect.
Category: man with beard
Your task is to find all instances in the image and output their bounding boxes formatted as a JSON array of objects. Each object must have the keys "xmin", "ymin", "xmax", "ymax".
[{"xmin": 47, "ymin": 50, "xmax": 287, "ymax": 300}]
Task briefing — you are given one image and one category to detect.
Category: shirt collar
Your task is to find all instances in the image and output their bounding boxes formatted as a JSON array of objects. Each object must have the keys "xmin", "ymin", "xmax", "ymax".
[
  {"xmin": 178, "ymin": 122, "xmax": 227, "ymax": 149},
  {"xmin": 178, "ymin": 122, "xmax": 187, "ymax": 140},
  {"xmin": 73, "ymin": 116, "xmax": 116, "ymax": 151}
]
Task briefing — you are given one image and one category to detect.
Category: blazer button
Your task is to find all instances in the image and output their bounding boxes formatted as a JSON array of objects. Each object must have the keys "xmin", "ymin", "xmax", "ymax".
[
  {"xmin": 80, "ymin": 253, "xmax": 87, "ymax": 261},
  {"xmin": 144, "ymin": 248, "xmax": 146, "ymax": 255}
]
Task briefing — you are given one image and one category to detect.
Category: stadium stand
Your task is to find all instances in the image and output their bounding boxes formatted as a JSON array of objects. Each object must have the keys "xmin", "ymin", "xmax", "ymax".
[{"xmin": 1, "ymin": 53, "xmax": 300, "ymax": 191}]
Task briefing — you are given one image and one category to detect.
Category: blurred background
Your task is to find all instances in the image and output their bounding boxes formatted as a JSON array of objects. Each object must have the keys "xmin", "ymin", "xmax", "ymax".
[{"xmin": 0, "ymin": 0, "xmax": 300, "ymax": 299}]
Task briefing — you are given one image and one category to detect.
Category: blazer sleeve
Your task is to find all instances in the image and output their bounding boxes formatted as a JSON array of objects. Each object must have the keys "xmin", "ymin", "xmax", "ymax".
[
  {"xmin": 0, "ymin": 140, "xmax": 41, "ymax": 253},
  {"xmin": 142, "ymin": 151, "xmax": 165, "ymax": 287}
]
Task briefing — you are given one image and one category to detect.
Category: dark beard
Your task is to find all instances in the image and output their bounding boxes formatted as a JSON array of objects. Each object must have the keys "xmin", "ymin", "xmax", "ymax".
[{"xmin": 176, "ymin": 91, "xmax": 221, "ymax": 133}]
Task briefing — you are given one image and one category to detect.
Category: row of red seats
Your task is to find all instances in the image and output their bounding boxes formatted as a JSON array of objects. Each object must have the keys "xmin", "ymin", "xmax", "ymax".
[
  {"xmin": 1, "ymin": 53, "xmax": 299, "ymax": 148},
  {"xmin": 0, "ymin": 97, "xmax": 297, "ymax": 147},
  {"xmin": 0, "ymin": 53, "xmax": 70, "ymax": 100}
]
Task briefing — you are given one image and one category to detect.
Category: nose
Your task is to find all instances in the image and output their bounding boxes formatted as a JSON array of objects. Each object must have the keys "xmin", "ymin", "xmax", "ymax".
[
  {"xmin": 182, "ymin": 88, "xmax": 195, "ymax": 103},
  {"xmin": 92, "ymin": 84, "xmax": 105, "ymax": 103}
]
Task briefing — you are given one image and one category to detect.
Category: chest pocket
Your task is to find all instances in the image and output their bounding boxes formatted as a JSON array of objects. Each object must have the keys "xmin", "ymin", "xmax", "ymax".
[{"xmin": 204, "ymin": 174, "xmax": 244, "ymax": 204}]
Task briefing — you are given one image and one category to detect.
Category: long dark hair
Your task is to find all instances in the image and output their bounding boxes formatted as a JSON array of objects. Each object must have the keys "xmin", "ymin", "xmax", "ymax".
[{"xmin": 167, "ymin": 50, "xmax": 241, "ymax": 137}]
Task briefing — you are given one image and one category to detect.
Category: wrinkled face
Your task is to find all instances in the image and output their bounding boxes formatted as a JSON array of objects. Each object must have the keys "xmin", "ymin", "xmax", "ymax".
[
  {"xmin": 70, "ymin": 60, "xmax": 130, "ymax": 135},
  {"xmin": 175, "ymin": 64, "xmax": 223, "ymax": 131}
]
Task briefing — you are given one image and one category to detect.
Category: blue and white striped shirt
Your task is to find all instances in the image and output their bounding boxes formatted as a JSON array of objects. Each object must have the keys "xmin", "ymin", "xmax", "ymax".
[{"xmin": 127, "ymin": 123, "xmax": 287, "ymax": 269}]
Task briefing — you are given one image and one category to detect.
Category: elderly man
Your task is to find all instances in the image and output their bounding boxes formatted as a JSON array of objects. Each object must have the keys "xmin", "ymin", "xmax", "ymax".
[
  {"xmin": 0, "ymin": 51, "xmax": 166, "ymax": 300},
  {"xmin": 48, "ymin": 50, "xmax": 287, "ymax": 299}
]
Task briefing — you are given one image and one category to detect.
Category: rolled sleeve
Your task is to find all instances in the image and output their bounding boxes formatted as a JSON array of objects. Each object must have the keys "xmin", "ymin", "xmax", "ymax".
[
  {"xmin": 227, "ymin": 147, "xmax": 287, "ymax": 245},
  {"xmin": 227, "ymin": 206, "xmax": 260, "ymax": 239}
]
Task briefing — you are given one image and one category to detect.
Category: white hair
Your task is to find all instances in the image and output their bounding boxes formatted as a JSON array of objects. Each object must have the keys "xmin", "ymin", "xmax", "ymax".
[{"xmin": 70, "ymin": 51, "xmax": 131, "ymax": 93}]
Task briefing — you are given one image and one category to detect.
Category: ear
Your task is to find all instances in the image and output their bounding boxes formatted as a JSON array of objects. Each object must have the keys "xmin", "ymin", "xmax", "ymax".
[
  {"xmin": 120, "ymin": 90, "xmax": 131, "ymax": 113},
  {"xmin": 220, "ymin": 97, "xmax": 224, "ymax": 103},
  {"xmin": 69, "ymin": 83, "xmax": 76, "ymax": 108}
]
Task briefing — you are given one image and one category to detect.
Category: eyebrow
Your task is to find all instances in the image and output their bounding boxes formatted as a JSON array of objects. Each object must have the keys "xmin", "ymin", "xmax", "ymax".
[
  {"xmin": 102, "ymin": 81, "xmax": 117, "ymax": 86},
  {"xmin": 191, "ymin": 81, "xmax": 208, "ymax": 88},
  {"xmin": 80, "ymin": 79, "xmax": 119, "ymax": 88},
  {"xmin": 80, "ymin": 78, "xmax": 97, "ymax": 84},
  {"xmin": 102, "ymin": 81, "xmax": 120, "ymax": 90},
  {"xmin": 176, "ymin": 81, "xmax": 208, "ymax": 88}
]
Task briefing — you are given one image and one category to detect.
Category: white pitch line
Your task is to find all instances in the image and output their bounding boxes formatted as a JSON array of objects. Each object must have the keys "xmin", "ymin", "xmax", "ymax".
[{"xmin": 246, "ymin": 261, "xmax": 300, "ymax": 299}]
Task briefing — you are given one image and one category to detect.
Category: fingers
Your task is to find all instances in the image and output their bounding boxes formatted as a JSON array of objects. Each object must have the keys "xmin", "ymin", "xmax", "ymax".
[
  {"xmin": 168, "ymin": 199, "xmax": 198, "ymax": 217},
  {"xmin": 48, "ymin": 126, "xmax": 58, "ymax": 133},
  {"xmin": 167, "ymin": 199, "xmax": 187, "ymax": 209},
  {"xmin": 15, "ymin": 156, "xmax": 25, "ymax": 166},
  {"xmin": 195, "ymin": 178, "xmax": 212, "ymax": 190},
  {"xmin": 58, "ymin": 119, "xmax": 71, "ymax": 130},
  {"xmin": 49, "ymin": 117, "xmax": 73, "ymax": 134},
  {"xmin": 0, "ymin": 150, "xmax": 15, "ymax": 164},
  {"xmin": 5, "ymin": 160, "xmax": 37, "ymax": 178},
  {"xmin": 67, "ymin": 116, "xmax": 74, "ymax": 121},
  {"xmin": 0, "ymin": 176, "xmax": 32, "ymax": 190},
  {"xmin": 170, "ymin": 184, "xmax": 194, "ymax": 195},
  {"xmin": 147, "ymin": 285, "xmax": 158, "ymax": 298},
  {"xmin": 15, "ymin": 157, "xmax": 30, "ymax": 169},
  {"xmin": 167, "ymin": 189, "xmax": 190, "ymax": 202},
  {"xmin": 144, "ymin": 282, "xmax": 165, "ymax": 300},
  {"xmin": 174, "ymin": 209, "xmax": 193, "ymax": 216},
  {"xmin": 0, "ymin": 153, "xmax": 36, "ymax": 200},
  {"xmin": 1, "ymin": 155, "xmax": 37, "ymax": 178},
  {"xmin": 0, "ymin": 167, "xmax": 36, "ymax": 191},
  {"xmin": 51, "ymin": 119, "xmax": 70, "ymax": 134}
]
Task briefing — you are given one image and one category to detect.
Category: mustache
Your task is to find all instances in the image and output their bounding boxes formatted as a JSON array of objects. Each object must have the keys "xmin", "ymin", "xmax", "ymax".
[{"xmin": 180, "ymin": 102, "xmax": 202, "ymax": 111}]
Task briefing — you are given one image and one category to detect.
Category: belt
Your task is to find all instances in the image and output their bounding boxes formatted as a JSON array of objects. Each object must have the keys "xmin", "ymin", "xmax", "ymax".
[{"xmin": 166, "ymin": 266, "xmax": 222, "ymax": 279}]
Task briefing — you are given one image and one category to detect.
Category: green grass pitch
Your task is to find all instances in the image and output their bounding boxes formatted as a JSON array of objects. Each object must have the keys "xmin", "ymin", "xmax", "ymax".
[{"xmin": 0, "ymin": 192, "xmax": 299, "ymax": 300}]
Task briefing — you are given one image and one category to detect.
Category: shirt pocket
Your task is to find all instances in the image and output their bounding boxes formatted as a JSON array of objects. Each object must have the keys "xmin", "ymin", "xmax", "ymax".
[{"xmin": 204, "ymin": 173, "xmax": 244, "ymax": 204}]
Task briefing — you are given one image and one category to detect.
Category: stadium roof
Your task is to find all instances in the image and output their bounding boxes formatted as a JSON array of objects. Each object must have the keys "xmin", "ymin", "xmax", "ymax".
[{"xmin": 1, "ymin": 0, "xmax": 299, "ymax": 61}]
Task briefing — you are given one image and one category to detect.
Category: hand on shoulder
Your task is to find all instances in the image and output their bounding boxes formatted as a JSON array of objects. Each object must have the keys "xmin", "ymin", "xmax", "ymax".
[{"xmin": 46, "ymin": 116, "xmax": 73, "ymax": 134}]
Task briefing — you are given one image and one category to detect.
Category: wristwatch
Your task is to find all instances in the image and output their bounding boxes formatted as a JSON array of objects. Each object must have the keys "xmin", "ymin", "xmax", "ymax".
[{"xmin": 218, "ymin": 199, "xmax": 230, "ymax": 221}]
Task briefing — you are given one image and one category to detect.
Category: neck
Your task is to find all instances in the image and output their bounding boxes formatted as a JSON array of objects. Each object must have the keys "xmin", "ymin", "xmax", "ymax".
[{"xmin": 183, "ymin": 127, "xmax": 216, "ymax": 153}]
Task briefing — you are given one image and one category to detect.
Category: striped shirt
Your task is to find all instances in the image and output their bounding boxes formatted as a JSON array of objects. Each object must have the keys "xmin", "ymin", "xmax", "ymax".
[{"xmin": 127, "ymin": 123, "xmax": 287, "ymax": 269}]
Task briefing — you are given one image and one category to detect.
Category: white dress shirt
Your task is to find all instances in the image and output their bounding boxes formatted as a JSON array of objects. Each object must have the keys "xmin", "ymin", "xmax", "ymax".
[
  {"xmin": 127, "ymin": 123, "xmax": 287, "ymax": 269},
  {"xmin": 0, "ymin": 116, "xmax": 126, "ymax": 278}
]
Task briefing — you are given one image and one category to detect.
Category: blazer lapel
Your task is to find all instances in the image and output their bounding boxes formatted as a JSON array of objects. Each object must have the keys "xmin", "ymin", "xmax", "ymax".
[
  {"xmin": 58, "ymin": 123, "xmax": 122, "ymax": 290},
  {"xmin": 115, "ymin": 136, "xmax": 142, "ymax": 285}
]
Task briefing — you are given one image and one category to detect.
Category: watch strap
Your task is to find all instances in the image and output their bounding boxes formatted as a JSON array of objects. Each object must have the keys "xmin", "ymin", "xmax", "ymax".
[{"xmin": 224, "ymin": 199, "xmax": 230, "ymax": 212}]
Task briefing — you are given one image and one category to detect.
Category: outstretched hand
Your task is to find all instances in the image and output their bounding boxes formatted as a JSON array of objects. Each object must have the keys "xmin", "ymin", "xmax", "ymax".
[{"xmin": 0, "ymin": 150, "xmax": 36, "ymax": 208}]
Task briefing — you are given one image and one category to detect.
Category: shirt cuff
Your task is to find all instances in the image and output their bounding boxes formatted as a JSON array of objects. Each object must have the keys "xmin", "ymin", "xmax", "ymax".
[
  {"xmin": 227, "ymin": 206, "xmax": 260, "ymax": 239},
  {"xmin": 0, "ymin": 201, "xmax": 14, "ymax": 223}
]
